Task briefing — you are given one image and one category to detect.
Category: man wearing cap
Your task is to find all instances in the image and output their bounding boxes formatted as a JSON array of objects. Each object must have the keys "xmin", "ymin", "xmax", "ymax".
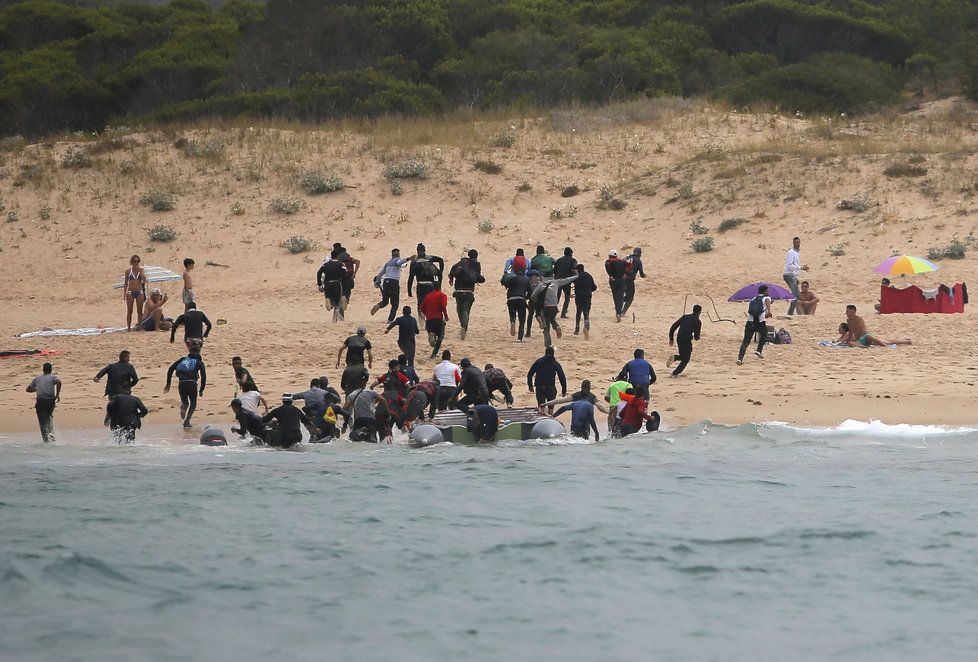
[
  {"xmin": 552, "ymin": 247, "xmax": 578, "ymax": 319},
  {"xmin": 408, "ymin": 243, "xmax": 445, "ymax": 309},
  {"xmin": 448, "ymin": 249, "xmax": 486, "ymax": 340},
  {"xmin": 605, "ymin": 249, "xmax": 628, "ymax": 322},
  {"xmin": 262, "ymin": 393, "xmax": 312, "ymax": 447},
  {"xmin": 371, "ymin": 247, "xmax": 411, "ymax": 322},
  {"xmin": 336, "ymin": 325, "xmax": 373, "ymax": 369},
  {"xmin": 622, "ymin": 246, "xmax": 647, "ymax": 316},
  {"xmin": 231, "ymin": 398, "xmax": 267, "ymax": 442}
]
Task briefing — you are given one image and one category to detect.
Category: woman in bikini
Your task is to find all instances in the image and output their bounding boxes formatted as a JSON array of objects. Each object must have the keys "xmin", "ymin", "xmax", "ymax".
[{"xmin": 124, "ymin": 255, "xmax": 147, "ymax": 330}]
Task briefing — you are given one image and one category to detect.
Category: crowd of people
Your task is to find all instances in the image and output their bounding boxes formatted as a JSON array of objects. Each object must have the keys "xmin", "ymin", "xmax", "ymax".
[{"xmin": 23, "ymin": 236, "xmax": 907, "ymax": 445}]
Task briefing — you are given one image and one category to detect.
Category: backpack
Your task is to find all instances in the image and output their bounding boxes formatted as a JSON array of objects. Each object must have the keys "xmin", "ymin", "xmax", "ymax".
[
  {"xmin": 773, "ymin": 327, "xmax": 792, "ymax": 345},
  {"xmin": 177, "ymin": 356, "xmax": 198, "ymax": 374},
  {"xmin": 324, "ymin": 406, "xmax": 337, "ymax": 425},
  {"xmin": 747, "ymin": 295, "xmax": 765, "ymax": 321},
  {"xmin": 416, "ymin": 258, "xmax": 439, "ymax": 281}
]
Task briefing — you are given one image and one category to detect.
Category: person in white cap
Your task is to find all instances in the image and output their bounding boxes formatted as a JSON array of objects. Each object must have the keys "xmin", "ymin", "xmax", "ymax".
[
  {"xmin": 604, "ymin": 249, "xmax": 628, "ymax": 322},
  {"xmin": 261, "ymin": 393, "xmax": 312, "ymax": 448}
]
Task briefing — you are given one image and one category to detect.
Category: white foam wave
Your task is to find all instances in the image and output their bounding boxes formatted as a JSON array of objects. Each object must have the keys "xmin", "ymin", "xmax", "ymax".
[{"xmin": 763, "ymin": 419, "xmax": 978, "ymax": 438}]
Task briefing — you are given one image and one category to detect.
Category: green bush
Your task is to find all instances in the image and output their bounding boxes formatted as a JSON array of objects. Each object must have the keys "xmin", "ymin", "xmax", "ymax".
[
  {"xmin": 270, "ymin": 196, "xmax": 304, "ymax": 214},
  {"xmin": 928, "ymin": 240, "xmax": 967, "ymax": 261},
  {"xmin": 147, "ymin": 224, "xmax": 177, "ymax": 242},
  {"xmin": 140, "ymin": 190, "xmax": 175, "ymax": 212},
  {"xmin": 718, "ymin": 217, "xmax": 747, "ymax": 232},
  {"xmin": 61, "ymin": 148, "xmax": 92, "ymax": 168},
  {"xmin": 473, "ymin": 160, "xmax": 502, "ymax": 174},
  {"xmin": 281, "ymin": 235, "xmax": 316, "ymax": 254},
  {"xmin": 691, "ymin": 236, "xmax": 714, "ymax": 253},
  {"xmin": 383, "ymin": 159, "xmax": 428, "ymax": 180},
  {"xmin": 299, "ymin": 173, "xmax": 345, "ymax": 194}
]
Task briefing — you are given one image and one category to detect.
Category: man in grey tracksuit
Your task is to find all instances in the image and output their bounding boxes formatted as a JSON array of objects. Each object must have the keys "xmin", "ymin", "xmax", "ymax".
[{"xmin": 530, "ymin": 275, "xmax": 578, "ymax": 348}]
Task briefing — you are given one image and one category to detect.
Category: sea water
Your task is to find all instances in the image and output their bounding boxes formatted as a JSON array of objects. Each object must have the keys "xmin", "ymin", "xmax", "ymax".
[{"xmin": 2, "ymin": 421, "xmax": 978, "ymax": 661}]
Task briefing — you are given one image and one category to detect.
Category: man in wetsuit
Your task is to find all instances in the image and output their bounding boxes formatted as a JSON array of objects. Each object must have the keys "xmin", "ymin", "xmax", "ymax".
[
  {"xmin": 621, "ymin": 247, "xmax": 647, "ymax": 316},
  {"xmin": 164, "ymin": 347, "xmax": 206, "ymax": 428},
  {"xmin": 106, "ymin": 392, "xmax": 149, "ymax": 444},
  {"xmin": 483, "ymin": 363, "xmax": 514, "ymax": 406},
  {"xmin": 668, "ymin": 305, "xmax": 703, "ymax": 377},
  {"xmin": 419, "ymin": 283, "xmax": 449, "ymax": 360},
  {"xmin": 26, "ymin": 362, "xmax": 61, "ymax": 443},
  {"xmin": 169, "ymin": 302, "xmax": 212, "ymax": 349},
  {"xmin": 341, "ymin": 363, "xmax": 370, "ymax": 397},
  {"xmin": 448, "ymin": 249, "xmax": 486, "ymax": 340},
  {"xmin": 572, "ymin": 264, "xmax": 597, "ymax": 339},
  {"xmin": 453, "ymin": 358, "xmax": 490, "ymax": 412},
  {"xmin": 230, "ymin": 397, "xmax": 267, "ymax": 442},
  {"xmin": 605, "ymin": 249, "xmax": 628, "ymax": 322},
  {"xmin": 94, "ymin": 350, "xmax": 139, "ymax": 398},
  {"xmin": 553, "ymin": 398, "xmax": 599, "ymax": 441},
  {"xmin": 336, "ymin": 325, "xmax": 373, "ymax": 369},
  {"xmin": 527, "ymin": 346, "xmax": 567, "ymax": 414},
  {"xmin": 553, "ymin": 247, "xmax": 578, "ymax": 318},
  {"xmin": 616, "ymin": 349, "xmax": 656, "ymax": 402},
  {"xmin": 262, "ymin": 393, "xmax": 312, "ymax": 447},
  {"xmin": 372, "ymin": 247, "xmax": 410, "ymax": 321},
  {"xmin": 468, "ymin": 404, "xmax": 499, "ymax": 442},
  {"xmin": 407, "ymin": 243, "xmax": 445, "ymax": 310},
  {"xmin": 501, "ymin": 263, "xmax": 531, "ymax": 342},
  {"xmin": 432, "ymin": 350, "xmax": 460, "ymax": 411},
  {"xmin": 317, "ymin": 250, "xmax": 349, "ymax": 322}
]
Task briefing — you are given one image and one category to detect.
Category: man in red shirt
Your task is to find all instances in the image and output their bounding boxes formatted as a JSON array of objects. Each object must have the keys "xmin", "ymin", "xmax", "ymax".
[
  {"xmin": 619, "ymin": 389, "xmax": 652, "ymax": 437},
  {"xmin": 419, "ymin": 283, "xmax": 450, "ymax": 359}
]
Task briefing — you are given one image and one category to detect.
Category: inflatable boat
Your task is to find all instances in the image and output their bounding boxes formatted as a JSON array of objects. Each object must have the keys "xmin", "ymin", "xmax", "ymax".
[{"xmin": 409, "ymin": 407, "xmax": 566, "ymax": 448}]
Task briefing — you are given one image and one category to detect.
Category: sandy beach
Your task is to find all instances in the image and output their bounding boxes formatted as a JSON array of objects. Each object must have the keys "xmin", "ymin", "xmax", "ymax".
[{"xmin": 3, "ymin": 98, "xmax": 978, "ymax": 434}]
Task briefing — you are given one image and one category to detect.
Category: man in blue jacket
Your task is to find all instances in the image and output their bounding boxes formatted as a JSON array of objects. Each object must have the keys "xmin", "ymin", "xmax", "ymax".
[{"xmin": 616, "ymin": 348, "xmax": 655, "ymax": 401}]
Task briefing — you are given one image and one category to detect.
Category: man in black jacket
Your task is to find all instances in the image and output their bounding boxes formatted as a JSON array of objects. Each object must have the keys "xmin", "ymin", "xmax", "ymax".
[
  {"xmin": 448, "ymin": 249, "xmax": 486, "ymax": 340},
  {"xmin": 605, "ymin": 250, "xmax": 628, "ymax": 322},
  {"xmin": 573, "ymin": 264, "xmax": 597, "ymax": 339},
  {"xmin": 668, "ymin": 305, "xmax": 703, "ymax": 377},
  {"xmin": 553, "ymin": 247, "xmax": 578, "ymax": 319},
  {"xmin": 407, "ymin": 243, "xmax": 445, "ymax": 309},
  {"xmin": 453, "ymin": 358, "xmax": 490, "ymax": 412},
  {"xmin": 169, "ymin": 302, "xmax": 212, "ymax": 349},
  {"xmin": 94, "ymin": 350, "xmax": 139, "ymax": 397},
  {"xmin": 501, "ymin": 265, "xmax": 531, "ymax": 342},
  {"xmin": 317, "ymin": 250, "xmax": 349, "ymax": 322},
  {"xmin": 622, "ymin": 247, "xmax": 647, "ymax": 316},
  {"xmin": 262, "ymin": 394, "xmax": 312, "ymax": 447},
  {"xmin": 106, "ymin": 392, "xmax": 149, "ymax": 444},
  {"xmin": 526, "ymin": 346, "xmax": 567, "ymax": 414}
]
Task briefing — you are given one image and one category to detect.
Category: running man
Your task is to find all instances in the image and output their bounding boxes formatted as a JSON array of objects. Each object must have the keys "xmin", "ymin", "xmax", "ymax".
[
  {"xmin": 783, "ymin": 236, "xmax": 809, "ymax": 315},
  {"xmin": 527, "ymin": 346, "xmax": 567, "ymax": 414},
  {"xmin": 317, "ymin": 249, "xmax": 349, "ymax": 322},
  {"xmin": 530, "ymin": 273, "xmax": 579, "ymax": 348},
  {"xmin": 341, "ymin": 363, "xmax": 370, "ymax": 397},
  {"xmin": 106, "ymin": 393, "xmax": 148, "ymax": 444},
  {"xmin": 616, "ymin": 349, "xmax": 656, "ymax": 401},
  {"xmin": 94, "ymin": 351, "xmax": 139, "ymax": 398},
  {"xmin": 448, "ymin": 249, "xmax": 485, "ymax": 340},
  {"xmin": 408, "ymin": 243, "xmax": 445, "ymax": 309},
  {"xmin": 333, "ymin": 243, "xmax": 360, "ymax": 305},
  {"xmin": 553, "ymin": 247, "xmax": 578, "ymax": 318},
  {"xmin": 385, "ymin": 306, "xmax": 420, "ymax": 366},
  {"xmin": 164, "ymin": 347, "xmax": 206, "ymax": 428},
  {"xmin": 336, "ymin": 325, "xmax": 373, "ymax": 369},
  {"xmin": 572, "ymin": 264, "xmax": 597, "ymax": 339},
  {"xmin": 432, "ymin": 350, "xmax": 461, "ymax": 411},
  {"xmin": 371, "ymin": 248, "xmax": 410, "ymax": 322},
  {"xmin": 27, "ymin": 362, "xmax": 61, "ymax": 443},
  {"xmin": 605, "ymin": 249, "xmax": 628, "ymax": 322},
  {"xmin": 501, "ymin": 262, "xmax": 531, "ymax": 342},
  {"xmin": 530, "ymin": 245, "xmax": 555, "ymax": 278},
  {"xmin": 503, "ymin": 248, "xmax": 528, "ymax": 275},
  {"xmin": 668, "ymin": 305, "xmax": 702, "ymax": 377},
  {"xmin": 169, "ymin": 301, "xmax": 212, "ymax": 349},
  {"xmin": 344, "ymin": 378, "xmax": 388, "ymax": 443},
  {"xmin": 622, "ymin": 247, "xmax": 646, "ymax": 316},
  {"xmin": 737, "ymin": 285, "xmax": 772, "ymax": 365},
  {"xmin": 419, "ymin": 282, "xmax": 449, "ymax": 359},
  {"xmin": 231, "ymin": 356, "xmax": 258, "ymax": 394},
  {"xmin": 181, "ymin": 258, "xmax": 196, "ymax": 312}
]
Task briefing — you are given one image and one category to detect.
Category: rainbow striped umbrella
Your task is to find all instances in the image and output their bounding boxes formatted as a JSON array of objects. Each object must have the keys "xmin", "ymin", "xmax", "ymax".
[{"xmin": 873, "ymin": 255, "xmax": 938, "ymax": 275}]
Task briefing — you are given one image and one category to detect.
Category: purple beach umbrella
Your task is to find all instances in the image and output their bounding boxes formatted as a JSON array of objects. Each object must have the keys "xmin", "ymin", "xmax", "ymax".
[{"xmin": 728, "ymin": 282, "xmax": 794, "ymax": 302}]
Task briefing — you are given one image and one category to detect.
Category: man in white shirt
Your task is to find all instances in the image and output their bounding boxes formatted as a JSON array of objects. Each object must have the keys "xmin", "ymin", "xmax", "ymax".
[
  {"xmin": 783, "ymin": 236, "xmax": 809, "ymax": 315},
  {"xmin": 432, "ymin": 349, "xmax": 461, "ymax": 412},
  {"xmin": 371, "ymin": 247, "xmax": 411, "ymax": 322}
]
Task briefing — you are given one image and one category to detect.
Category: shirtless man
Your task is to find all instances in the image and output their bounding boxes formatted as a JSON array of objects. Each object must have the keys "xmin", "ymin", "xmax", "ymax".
[
  {"xmin": 140, "ymin": 289, "xmax": 172, "ymax": 331},
  {"xmin": 843, "ymin": 305, "xmax": 911, "ymax": 347},
  {"xmin": 796, "ymin": 281, "xmax": 819, "ymax": 315},
  {"xmin": 181, "ymin": 258, "xmax": 196, "ymax": 311}
]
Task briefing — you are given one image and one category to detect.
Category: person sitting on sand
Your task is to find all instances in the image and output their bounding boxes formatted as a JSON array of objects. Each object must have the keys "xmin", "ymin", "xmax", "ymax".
[
  {"xmin": 140, "ymin": 289, "xmax": 172, "ymax": 331},
  {"xmin": 842, "ymin": 305, "xmax": 912, "ymax": 347},
  {"xmin": 796, "ymin": 281, "xmax": 819, "ymax": 315},
  {"xmin": 875, "ymin": 278, "xmax": 893, "ymax": 312}
]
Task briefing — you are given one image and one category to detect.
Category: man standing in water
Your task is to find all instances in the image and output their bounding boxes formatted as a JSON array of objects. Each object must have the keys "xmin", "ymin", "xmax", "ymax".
[
  {"xmin": 408, "ymin": 243, "xmax": 445, "ymax": 310},
  {"xmin": 783, "ymin": 236, "xmax": 808, "ymax": 316},
  {"xmin": 371, "ymin": 247, "xmax": 410, "ymax": 322},
  {"xmin": 448, "ymin": 249, "xmax": 485, "ymax": 340},
  {"xmin": 622, "ymin": 247, "xmax": 646, "ymax": 316},
  {"xmin": 667, "ymin": 305, "xmax": 703, "ymax": 377},
  {"xmin": 26, "ymin": 362, "xmax": 61, "ymax": 443},
  {"xmin": 616, "ymin": 349, "xmax": 656, "ymax": 401},
  {"xmin": 573, "ymin": 264, "xmax": 597, "ymax": 339},
  {"xmin": 605, "ymin": 249, "xmax": 628, "ymax": 322},
  {"xmin": 106, "ymin": 392, "xmax": 149, "ymax": 444},
  {"xmin": 164, "ymin": 347, "xmax": 206, "ymax": 428}
]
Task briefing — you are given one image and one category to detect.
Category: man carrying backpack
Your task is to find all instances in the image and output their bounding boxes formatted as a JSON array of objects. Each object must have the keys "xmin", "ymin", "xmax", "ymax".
[
  {"xmin": 164, "ymin": 347, "xmax": 206, "ymax": 428},
  {"xmin": 408, "ymin": 243, "xmax": 445, "ymax": 309},
  {"xmin": 448, "ymin": 249, "xmax": 486, "ymax": 340},
  {"xmin": 737, "ymin": 285, "xmax": 772, "ymax": 365},
  {"xmin": 622, "ymin": 247, "xmax": 647, "ymax": 316}
]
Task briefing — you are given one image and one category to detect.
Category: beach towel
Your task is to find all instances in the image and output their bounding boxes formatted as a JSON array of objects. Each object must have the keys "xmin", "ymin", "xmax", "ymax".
[
  {"xmin": 18, "ymin": 327, "xmax": 127, "ymax": 338},
  {"xmin": 0, "ymin": 349, "xmax": 63, "ymax": 358},
  {"xmin": 818, "ymin": 341, "xmax": 896, "ymax": 349}
]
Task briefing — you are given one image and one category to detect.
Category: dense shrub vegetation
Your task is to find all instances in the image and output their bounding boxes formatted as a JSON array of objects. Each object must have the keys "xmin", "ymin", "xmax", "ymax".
[{"xmin": 1, "ymin": 0, "xmax": 977, "ymax": 137}]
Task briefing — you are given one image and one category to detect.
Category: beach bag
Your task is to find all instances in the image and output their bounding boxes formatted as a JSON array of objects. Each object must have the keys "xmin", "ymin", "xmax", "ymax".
[
  {"xmin": 416, "ymin": 258, "xmax": 439, "ymax": 281},
  {"xmin": 773, "ymin": 328, "xmax": 792, "ymax": 345},
  {"xmin": 747, "ymin": 295, "xmax": 765, "ymax": 321}
]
